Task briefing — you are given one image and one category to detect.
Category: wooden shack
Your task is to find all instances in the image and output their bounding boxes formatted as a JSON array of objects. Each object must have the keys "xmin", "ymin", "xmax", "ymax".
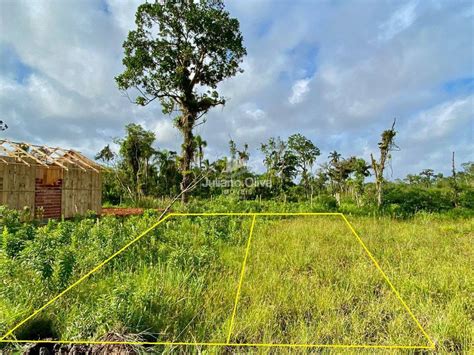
[{"xmin": 0, "ymin": 140, "xmax": 102, "ymax": 219}]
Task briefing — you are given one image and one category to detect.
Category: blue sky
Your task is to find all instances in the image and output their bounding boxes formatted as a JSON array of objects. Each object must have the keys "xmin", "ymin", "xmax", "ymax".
[{"xmin": 0, "ymin": 0, "xmax": 473, "ymax": 178}]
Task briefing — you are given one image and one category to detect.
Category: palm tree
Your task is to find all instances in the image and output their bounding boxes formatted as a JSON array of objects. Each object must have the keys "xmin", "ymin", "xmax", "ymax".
[
  {"xmin": 194, "ymin": 135, "xmax": 207, "ymax": 169},
  {"xmin": 238, "ymin": 143, "xmax": 250, "ymax": 166},
  {"xmin": 328, "ymin": 150, "xmax": 341, "ymax": 164}
]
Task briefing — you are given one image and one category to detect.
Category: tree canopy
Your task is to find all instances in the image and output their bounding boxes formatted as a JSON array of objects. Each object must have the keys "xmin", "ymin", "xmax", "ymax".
[{"xmin": 116, "ymin": 0, "xmax": 246, "ymax": 201}]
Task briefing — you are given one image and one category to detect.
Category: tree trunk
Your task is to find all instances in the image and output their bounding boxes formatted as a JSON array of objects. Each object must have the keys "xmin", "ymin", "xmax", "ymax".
[
  {"xmin": 452, "ymin": 151, "xmax": 459, "ymax": 207},
  {"xmin": 375, "ymin": 180, "xmax": 382, "ymax": 208},
  {"xmin": 180, "ymin": 114, "xmax": 195, "ymax": 203}
]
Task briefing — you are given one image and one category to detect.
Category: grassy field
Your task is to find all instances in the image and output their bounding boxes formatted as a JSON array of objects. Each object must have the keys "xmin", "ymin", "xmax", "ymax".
[{"xmin": 0, "ymin": 212, "xmax": 472, "ymax": 353}]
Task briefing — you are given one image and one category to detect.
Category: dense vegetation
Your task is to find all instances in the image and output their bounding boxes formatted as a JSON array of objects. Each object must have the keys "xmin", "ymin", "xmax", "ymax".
[{"xmin": 97, "ymin": 122, "xmax": 474, "ymax": 219}]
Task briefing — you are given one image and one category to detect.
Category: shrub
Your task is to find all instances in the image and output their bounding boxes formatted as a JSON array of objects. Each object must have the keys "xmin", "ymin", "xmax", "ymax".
[
  {"xmin": 2, "ymin": 225, "xmax": 35, "ymax": 258},
  {"xmin": 383, "ymin": 186, "xmax": 452, "ymax": 216},
  {"xmin": 316, "ymin": 195, "xmax": 338, "ymax": 211},
  {"xmin": 459, "ymin": 189, "xmax": 474, "ymax": 209},
  {"xmin": 0, "ymin": 206, "xmax": 22, "ymax": 233}
]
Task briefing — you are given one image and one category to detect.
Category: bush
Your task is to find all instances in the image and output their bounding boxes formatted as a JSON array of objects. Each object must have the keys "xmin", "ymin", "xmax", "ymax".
[
  {"xmin": 383, "ymin": 186, "xmax": 452, "ymax": 216},
  {"xmin": 0, "ymin": 206, "xmax": 22, "ymax": 233},
  {"xmin": 2, "ymin": 224, "xmax": 35, "ymax": 258},
  {"xmin": 316, "ymin": 195, "xmax": 338, "ymax": 211},
  {"xmin": 459, "ymin": 189, "xmax": 474, "ymax": 209}
]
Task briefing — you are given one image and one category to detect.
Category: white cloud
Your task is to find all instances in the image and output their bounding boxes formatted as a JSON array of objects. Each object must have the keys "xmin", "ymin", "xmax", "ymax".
[
  {"xmin": 150, "ymin": 119, "xmax": 180, "ymax": 148},
  {"xmin": 288, "ymin": 78, "xmax": 310, "ymax": 105},
  {"xmin": 378, "ymin": 1, "xmax": 418, "ymax": 42},
  {"xmin": 0, "ymin": 0, "xmax": 473, "ymax": 178},
  {"xmin": 243, "ymin": 105, "xmax": 266, "ymax": 121},
  {"xmin": 405, "ymin": 96, "xmax": 473, "ymax": 142}
]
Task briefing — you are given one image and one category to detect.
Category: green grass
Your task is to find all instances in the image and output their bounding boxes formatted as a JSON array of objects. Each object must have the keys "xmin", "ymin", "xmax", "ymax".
[
  {"xmin": 349, "ymin": 215, "xmax": 473, "ymax": 352},
  {"xmin": 0, "ymin": 212, "xmax": 472, "ymax": 353},
  {"xmin": 230, "ymin": 216, "xmax": 428, "ymax": 347}
]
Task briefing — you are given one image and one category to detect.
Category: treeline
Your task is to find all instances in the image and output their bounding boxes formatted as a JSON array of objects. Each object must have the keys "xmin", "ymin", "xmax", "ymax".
[{"xmin": 96, "ymin": 123, "xmax": 473, "ymax": 215}]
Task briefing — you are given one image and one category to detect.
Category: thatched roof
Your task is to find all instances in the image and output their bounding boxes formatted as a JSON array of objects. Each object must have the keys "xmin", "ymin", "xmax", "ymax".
[{"xmin": 0, "ymin": 139, "xmax": 101, "ymax": 172}]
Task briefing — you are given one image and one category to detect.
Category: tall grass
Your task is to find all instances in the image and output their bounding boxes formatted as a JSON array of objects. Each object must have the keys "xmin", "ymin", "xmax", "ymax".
[{"xmin": 0, "ymin": 209, "xmax": 472, "ymax": 352}]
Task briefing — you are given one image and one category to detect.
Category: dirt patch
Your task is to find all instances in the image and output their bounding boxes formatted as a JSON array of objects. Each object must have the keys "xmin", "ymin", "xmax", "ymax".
[
  {"xmin": 22, "ymin": 331, "xmax": 144, "ymax": 354},
  {"xmin": 101, "ymin": 207, "xmax": 145, "ymax": 217},
  {"xmin": 101, "ymin": 207, "xmax": 170, "ymax": 217}
]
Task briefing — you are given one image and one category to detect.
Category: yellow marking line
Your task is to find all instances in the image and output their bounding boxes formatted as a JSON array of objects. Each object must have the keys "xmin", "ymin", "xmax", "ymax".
[
  {"xmin": 340, "ymin": 214, "xmax": 435, "ymax": 349},
  {"xmin": 226, "ymin": 214, "xmax": 257, "ymax": 343},
  {"xmin": 0, "ymin": 214, "xmax": 172, "ymax": 341},
  {"xmin": 0, "ymin": 212, "xmax": 435, "ymax": 350},
  {"xmin": 0, "ymin": 339, "xmax": 434, "ymax": 349},
  {"xmin": 169, "ymin": 212, "xmax": 341, "ymax": 216}
]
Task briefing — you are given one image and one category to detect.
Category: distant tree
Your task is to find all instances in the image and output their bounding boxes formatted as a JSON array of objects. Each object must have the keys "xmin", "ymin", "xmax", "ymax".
[
  {"xmin": 450, "ymin": 152, "xmax": 461, "ymax": 207},
  {"xmin": 153, "ymin": 149, "xmax": 181, "ymax": 196},
  {"xmin": 419, "ymin": 169, "xmax": 435, "ymax": 187},
  {"xmin": 261, "ymin": 137, "xmax": 297, "ymax": 192},
  {"xmin": 347, "ymin": 157, "xmax": 371, "ymax": 207},
  {"xmin": 328, "ymin": 151, "xmax": 341, "ymax": 165},
  {"xmin": 404, "ymin": 174, "xmax": 422, "ymax": 185},
  {"xmin": 117, "ymin": 124, "xmax": 156, "ymax": 197},
  {"xmin": 288, "ymin": 133, "xmax": 320, "ymax": 197},
  {"xmin": 116, "ymin": 0, "xmax": 246, "ymax": 202},
  {"xmin": 370, "ymin": 119, "xmax": 398, "ymax": 208},
  {"xmin": 312, "ymin": 168, "xmax": 329, "ymax": 195},
  {"xmin": 228, "ymin": 139, "xmax": 237, "ymax": 169},
  {"xmin": 95, "ymin": 144, "xmax": 115, "ymax": 165},
  {"xmin": 95, "ymin": 144, "xmax": 129, "ymax": 204},
  {"xmin": 327, "ymin": 153, "xmax": 356, "ymax": 205},
  {"xmin": 237, "ymin": 143, "xmax": 250, "ymax": 167},
  {"xmin": 193, "ymin": 135, "xmax": 207, "ymax": 169}
]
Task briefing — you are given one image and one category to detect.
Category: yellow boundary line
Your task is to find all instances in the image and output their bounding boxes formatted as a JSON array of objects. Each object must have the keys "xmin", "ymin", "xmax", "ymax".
[
  {"xmin": 0, "ymin": 212, "xmax": 435, "ymax": 350},
  {"xmin": 0, "ymin": 339, "xmax": 434, "ymax": 349},
  {"xmin": 0, "ymin": 214, "xmax": 172, "ymax": 341},
  {"xmin": 340, "ymin": 214, "xmax": 435, "ymax": 349},
  {"xmin": 226, "ymin": 214, "xmax": 257, "ymax": 343}
]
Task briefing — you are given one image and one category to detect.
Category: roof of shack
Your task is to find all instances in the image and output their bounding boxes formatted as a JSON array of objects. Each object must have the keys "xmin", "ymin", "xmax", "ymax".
[{"xmin": 0, "ymin": 139, "xmax": 101, "ymax": 172}]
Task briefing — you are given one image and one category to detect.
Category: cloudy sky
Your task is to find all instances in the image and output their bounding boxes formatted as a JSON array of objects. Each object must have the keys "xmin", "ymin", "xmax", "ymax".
[{"xmin": 0, "ymin": 0, "xmax": 473, "ymax": 178}]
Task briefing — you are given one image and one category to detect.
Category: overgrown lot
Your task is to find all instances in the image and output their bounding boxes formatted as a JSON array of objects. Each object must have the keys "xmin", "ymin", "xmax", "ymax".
[{"xmin": 0, "ymin": 207, "xmax": 472, "ymax": 353}]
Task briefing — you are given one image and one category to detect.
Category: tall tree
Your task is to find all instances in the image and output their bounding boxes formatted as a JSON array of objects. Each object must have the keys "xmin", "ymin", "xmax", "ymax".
[
  {"xmin": 261, "ymin": 137, "xmax": 297, "ymax": 192},
  {"xmin": 228, "ymin": 139, "xmax": 237, "ymax": 169},
  {"xmin": 116, "ymin": 0, "xmax": 246, "ymax": 202},
  {"xmin": 370, "ymin": 119, "xmax": 398, "ymax": 208},
  {"xmin": 118, "ymin": 123, "xmax": 156, "ymax": 197},
  {"xmin": 153, "ymin": 149, "xmax": 181, "ymax": 196},
  {"xmin": 347, "ymin": 157, "xmax": 371, "ymax": 207},
  {"xmin": 288, "ymin": 133, "xmax": 320, "ymax": 197},
  {"xmin": 327, "ymin": 153, "xmax": 355, "ymax": 205},
  {"xmin": 194, "ymin": 135, "xmax": 207, "ymax": 169},
  {"xmin": 328, "ymin": 151, "xmax": 341, "ymax": 165}
]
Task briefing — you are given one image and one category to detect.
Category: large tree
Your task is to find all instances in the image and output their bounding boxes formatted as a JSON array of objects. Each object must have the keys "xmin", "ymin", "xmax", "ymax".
[
  {"xmin": 116, "ymin": 0, "xmax": 246, "ymax": 202},
  {"xmin": 370, "ymin": 119, "xmax": 398, "ymax": 208}
]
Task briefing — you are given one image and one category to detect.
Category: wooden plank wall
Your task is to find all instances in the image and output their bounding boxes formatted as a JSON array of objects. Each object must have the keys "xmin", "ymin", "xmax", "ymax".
[
  {"xmin": 62, "ymin": 166, "xmax": 101, "ymax": 218},
  {"xmin": 0, "ymin": 159, "xmax": 36, "ymax": 216}
]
